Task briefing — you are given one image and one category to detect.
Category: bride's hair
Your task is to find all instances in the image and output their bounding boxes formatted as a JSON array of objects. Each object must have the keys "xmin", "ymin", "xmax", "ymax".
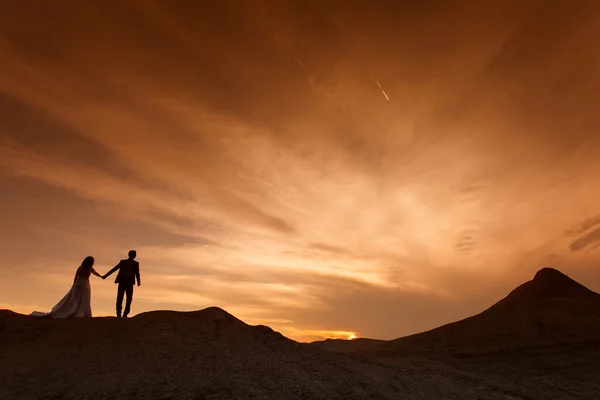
[{"xmin": 81, "ymin": 256, "xmax": 95, "ymax": 270}]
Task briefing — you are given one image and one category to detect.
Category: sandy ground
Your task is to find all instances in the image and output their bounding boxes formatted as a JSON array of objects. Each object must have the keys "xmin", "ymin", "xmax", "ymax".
[
  {"xmin": 1, "ymin": 306, "xmax": 599, "ymax": 399},
  {"xmin": 2, "ymin": 268, "xmax": 599, "ymax": 399}
]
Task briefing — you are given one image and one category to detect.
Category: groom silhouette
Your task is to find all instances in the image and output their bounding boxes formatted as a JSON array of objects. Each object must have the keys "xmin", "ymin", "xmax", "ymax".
[{"xmin": 103, "ymin": 250, "xmax": 141, "ymax": 318}]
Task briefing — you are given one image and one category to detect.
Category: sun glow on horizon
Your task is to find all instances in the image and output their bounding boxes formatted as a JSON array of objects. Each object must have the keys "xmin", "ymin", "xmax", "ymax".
[{"xmin": 279, "ymin": 328, "xmax": 360, "ymax": 342}]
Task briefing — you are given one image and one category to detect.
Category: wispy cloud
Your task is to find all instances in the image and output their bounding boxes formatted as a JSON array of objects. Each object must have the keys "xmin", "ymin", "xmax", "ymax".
[{"xmin": 2, "ymin": 0, "xmax": 600, "ymax": 341}]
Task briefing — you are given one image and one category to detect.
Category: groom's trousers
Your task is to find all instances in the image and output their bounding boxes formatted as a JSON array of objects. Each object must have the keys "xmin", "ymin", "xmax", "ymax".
[{"xmin": 116, "ymin": 281, "xmax": 134, "ymax": 317}]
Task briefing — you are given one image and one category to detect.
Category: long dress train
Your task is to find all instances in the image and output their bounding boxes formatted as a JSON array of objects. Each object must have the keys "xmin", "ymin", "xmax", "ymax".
[{"xmin": 30, "ymin": 275, "xmax": 93, "ymax": 318}]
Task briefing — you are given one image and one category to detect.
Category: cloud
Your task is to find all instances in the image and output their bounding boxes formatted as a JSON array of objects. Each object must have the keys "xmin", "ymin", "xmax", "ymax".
[
  {"xmin": 566, "ymin": 215, "xmax": 600, "ymax": 253},
  {"xmin": 569, "ymin": 228, "xmax": 600, "ymax": 253},
  {"xmin": 567, "ymin": 215, "xmax": 600, "ymax": 236},
  {"xmin": 0, "ymin": 92, "xmax": 134, "ymax": 180},
  {"xmin": 309, "ymin": 242, "xmax": 356, "ymax": 256},
  {"xmin": 2, "ymin": 0, "xmax": 600, "ymax": 341},
  {"xmin": 455, "ymin": 229, "xmax": 479, "ymax": 254}
]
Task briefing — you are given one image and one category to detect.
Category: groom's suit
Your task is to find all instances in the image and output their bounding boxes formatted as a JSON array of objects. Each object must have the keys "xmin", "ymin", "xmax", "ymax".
[{"xmin": 104, "ymin": 258, "xmax": 140, "ymax": 317}]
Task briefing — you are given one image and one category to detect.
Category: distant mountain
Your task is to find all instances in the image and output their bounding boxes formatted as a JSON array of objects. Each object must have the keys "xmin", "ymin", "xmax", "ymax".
[
  {"xmin": 309, "ymin": 337, "xmax": 386, "ymax": 353},
  {"xmin": 368, "ymin": 268, "xmax": 600, "ymax": 358}
]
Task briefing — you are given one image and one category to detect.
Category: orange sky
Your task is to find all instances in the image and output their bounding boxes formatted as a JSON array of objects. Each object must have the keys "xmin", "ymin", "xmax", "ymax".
[{"xmin": 2, "ymin": 0, "xmax": 600, "ymax": 342}]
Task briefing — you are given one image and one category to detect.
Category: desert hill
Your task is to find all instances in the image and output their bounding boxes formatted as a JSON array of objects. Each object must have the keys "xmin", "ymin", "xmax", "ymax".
[
  {"xmin": 360, "ymin": 268, "xmax": 600, "ymax": 398},
  {"xmin": 368, "ymin": 267, "xmax": 600, "ymax": 358},
  {"xmin": 0, "ymin": 306, "xmax": 532, "ymax": 400},
  {"xmin": 3, "ymin": 268, "xmax": 600, "ymax": 399},
  {"xmin": 309, "ymin": 337, "xmax": 386, "ymax": 353}
]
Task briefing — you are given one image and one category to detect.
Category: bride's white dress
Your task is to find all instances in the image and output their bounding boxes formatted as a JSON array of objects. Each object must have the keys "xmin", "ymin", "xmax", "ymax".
[{"xmin": 30, "ymin": 266, "xmax": 95, "ymax": 318}]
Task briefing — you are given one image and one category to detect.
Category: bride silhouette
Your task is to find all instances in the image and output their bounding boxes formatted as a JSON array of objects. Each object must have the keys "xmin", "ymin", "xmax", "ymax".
[{"xmin": 31, "ymin": 256, "xmax": 103, "ymax": 318}]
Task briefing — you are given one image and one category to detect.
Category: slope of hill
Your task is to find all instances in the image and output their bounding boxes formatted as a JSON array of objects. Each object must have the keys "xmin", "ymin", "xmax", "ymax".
[
  {"xmin": 3, "ymin": 268, "xmax": 600, "ymax": 399},
  {"xmin": 0, "ymin": 306, "xmax": 537, "ymax": 400},
  {"xmin": 368, "ymin": 268, "xmax": 600, "ymax": 358},
  {"xmin": 361, "ymin": 268, "xmax": 600, "ymax": 398},
  {"xmin": 309, "ymin": 338, "xmax": 386, "ymax": 353}
]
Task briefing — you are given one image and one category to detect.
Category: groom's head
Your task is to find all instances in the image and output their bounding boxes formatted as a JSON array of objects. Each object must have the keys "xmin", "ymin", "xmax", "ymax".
[{"xmin": 128, "ymin": 250, "xmax": 137, "ymax": 260}]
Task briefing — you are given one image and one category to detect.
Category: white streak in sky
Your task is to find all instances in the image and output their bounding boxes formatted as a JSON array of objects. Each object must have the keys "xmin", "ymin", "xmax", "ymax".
[{"xmin": 376, "ymin": 80, "xmax": 390, "ymax": 102}]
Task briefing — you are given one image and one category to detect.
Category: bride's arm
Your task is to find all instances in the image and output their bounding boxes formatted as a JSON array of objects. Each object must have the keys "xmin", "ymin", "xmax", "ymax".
[
  {"xmin": 74, "ymin": 267, "xmax": 82, "ymax": 283},
  {"xmin": 90, "ymin": 268, "xmax": 102, "ymax": 278}
]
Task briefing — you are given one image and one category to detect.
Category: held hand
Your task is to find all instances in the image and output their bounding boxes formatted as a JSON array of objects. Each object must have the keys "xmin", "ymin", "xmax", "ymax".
[{"xmin": 101, "ymin": 275, "xmax": 107, "ymax": 280}]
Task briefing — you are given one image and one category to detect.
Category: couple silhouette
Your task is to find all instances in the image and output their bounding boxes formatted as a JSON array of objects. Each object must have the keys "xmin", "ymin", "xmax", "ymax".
[{"xmin": 30, "ymin": 251, "xmax": 141, "ymax": 319}]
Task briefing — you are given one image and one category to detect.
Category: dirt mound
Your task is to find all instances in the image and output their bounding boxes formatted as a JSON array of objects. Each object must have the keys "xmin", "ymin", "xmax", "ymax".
[
  {"xmin": 3, "ymin": 298, "xmax": 600, "ymax": 399},
  {"xmin": 0, "ymin": 307, "xmax": 480, "ymax": 400}
]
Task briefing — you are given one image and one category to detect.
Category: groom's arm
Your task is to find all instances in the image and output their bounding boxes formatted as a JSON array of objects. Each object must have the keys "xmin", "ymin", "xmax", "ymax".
[
  {"xmin": 135, "ymin": 263, "xmax": 141, "ymax": 286},
  {"xmin": 103, "ymin": 262, "xmax": 121, "ymax": 279}
]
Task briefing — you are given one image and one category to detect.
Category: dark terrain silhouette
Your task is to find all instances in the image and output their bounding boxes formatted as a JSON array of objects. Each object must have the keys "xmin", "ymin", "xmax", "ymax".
[
  {"xmin": 367, "ymin": 267, "xmax": 600, "ymax": 358},
  {"xmin": 309, "ymin": 337, "xmax": 385, "ymax": 353},
  {"xmin": 0, "ymin": 307, "xmax": 489, "ymax": 399},
  {"xmin": 2, "ymin": 268, "xmax": 600, "ymax": 399}
]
